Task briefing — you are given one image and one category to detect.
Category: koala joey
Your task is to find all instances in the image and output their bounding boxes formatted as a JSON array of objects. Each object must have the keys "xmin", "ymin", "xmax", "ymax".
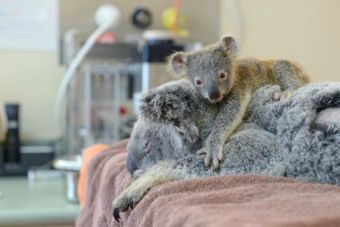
[{"xmin": 168, "ymin": 36, "xmax": 310, "ymax": 169}]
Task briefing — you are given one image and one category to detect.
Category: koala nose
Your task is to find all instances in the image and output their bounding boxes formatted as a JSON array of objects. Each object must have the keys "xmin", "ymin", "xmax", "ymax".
[
  {"xmin": 126, "ymin": 152, "xmax": 138, "ymax": 175},
  {"xmin": 208, "ymin": 91, "xmax": 221, "ymax": 100},
  {"xmin": 207, "ymin": 82, "xmax": 221, "ymax": 101}
]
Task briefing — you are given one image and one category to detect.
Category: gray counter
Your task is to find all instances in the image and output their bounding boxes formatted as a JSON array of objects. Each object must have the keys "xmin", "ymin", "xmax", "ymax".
[{"xmin": 0, "ymin": 177, "xmax": 79, "ymax": 226}]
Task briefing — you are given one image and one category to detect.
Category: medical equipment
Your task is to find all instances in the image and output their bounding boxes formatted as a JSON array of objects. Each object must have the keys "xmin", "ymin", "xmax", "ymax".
[
  {"xmin": 54, "ymin": 4, "xmax": 121, "ymax": 129},
  {"xmin": 66, "ymin": 54, "xmax": 140, "ymax": 154},
  {"xmin": 60, "ymin": 34, "xmax": 185, "ymax": 156}
]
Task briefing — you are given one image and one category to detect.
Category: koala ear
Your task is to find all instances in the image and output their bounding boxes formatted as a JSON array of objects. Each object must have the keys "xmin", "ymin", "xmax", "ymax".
[
  {"xmin": 221, "ymin": 36, "xmax": 238, "ymax": 55},
  {"xmin": 169, "ymin": 52, "xmax": 187, "ymax": 76}
]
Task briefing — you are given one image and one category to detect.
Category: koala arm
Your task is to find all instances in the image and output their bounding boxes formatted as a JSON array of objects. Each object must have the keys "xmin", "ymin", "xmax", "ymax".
[
  {"xmin": 199, "ymin": 88, "xmax": 252, "ymax": 170},
  {"xmin": 112, "ymin": 150, "xmax": 215, "ymax": 222},
  {"xmin": 112, "ymin": 160, "xmax": 192, "ymax": 222}
]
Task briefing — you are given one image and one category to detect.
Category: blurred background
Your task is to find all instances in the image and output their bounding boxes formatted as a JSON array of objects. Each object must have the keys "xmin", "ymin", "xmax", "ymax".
[{"xmin": 0, "ymin": 0, "xmax": 339, "ymax": 226}]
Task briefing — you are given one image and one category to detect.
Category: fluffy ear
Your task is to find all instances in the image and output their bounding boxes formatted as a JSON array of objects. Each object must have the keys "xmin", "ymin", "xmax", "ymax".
[
  {"xmin": 139, "ymin": 92, "xmax": 187, "ymax": 123},
  {"xmin": 221, "ymin": 36, "xmax": 238, "ymax": 55},
  {"xmin": 169, "ymin": 52, "xmax": 187, "ymax": 76}
]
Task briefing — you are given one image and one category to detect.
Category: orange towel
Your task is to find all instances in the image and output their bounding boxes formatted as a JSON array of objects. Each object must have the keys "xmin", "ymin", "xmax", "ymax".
[{"xmin": 77, "ymin": 144, "xmax": 110, "ymax": 206}]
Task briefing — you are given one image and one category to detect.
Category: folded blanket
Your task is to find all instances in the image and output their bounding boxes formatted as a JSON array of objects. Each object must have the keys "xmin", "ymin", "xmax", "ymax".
[{"xmin": 76, "ymin": 140, "xmax": 340, "ymax": 227}]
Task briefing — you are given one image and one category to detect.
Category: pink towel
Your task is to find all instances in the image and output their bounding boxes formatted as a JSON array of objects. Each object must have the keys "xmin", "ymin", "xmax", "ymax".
[{"xmin": 76, "ymin": 140, "xmax": 340, "ymax": 227}]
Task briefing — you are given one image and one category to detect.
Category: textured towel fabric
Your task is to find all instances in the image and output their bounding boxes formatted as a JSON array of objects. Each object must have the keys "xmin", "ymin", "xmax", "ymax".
[
  {"xmin": 76, "ymin": 141, "xmax": 340, "ymax": 227},
  {"xmin": 78, "ymin": 143, "xmax": 110, "ymax": 206},
  {"xmin": 76, "ymin": 139, "xmax": 131, "ymax": 227}
]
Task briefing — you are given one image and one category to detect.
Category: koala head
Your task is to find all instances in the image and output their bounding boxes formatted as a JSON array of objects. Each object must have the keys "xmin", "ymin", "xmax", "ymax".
[
  {"xmin": 140, "ymin": 87, "xmax": 191, "ymax": 124},
  {"xmin": 169, "ymin": 36, "xmax": 238, "ymax": 103},
  {"xmin": 126, "ymin": 118, "xmax": 190, "ymax": 175}
]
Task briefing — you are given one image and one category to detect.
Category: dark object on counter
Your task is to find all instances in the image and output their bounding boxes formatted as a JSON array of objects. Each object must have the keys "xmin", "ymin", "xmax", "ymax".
[
  {"xmin": 4, "ymin": 103, "xmax": 20, "ymax": 163},
  {"xmin": 0, "ymin": 103, "xmax": 55, "ymax": 176},
  {"xmin": 0, "ymin": 146, "xmax": 3, "ymax": 170},
  {"xmin": 131, "ymin": 7, "xmax": 152, "ymax": 29},
  {"xmin": 21, "ymin": 145, "xmax": 54, "ymax": 169},
  {"xmin": 143, "ymin": 39, "xmax": 183, "ymax": 63},
  {"xmin": 0, "ymin": 145, "xmax": 55, "ymax": 177}
]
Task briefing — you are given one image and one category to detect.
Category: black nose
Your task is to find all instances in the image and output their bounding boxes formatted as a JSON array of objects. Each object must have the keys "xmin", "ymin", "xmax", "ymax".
[
  {"xmin": 207, "ymin": 81, "xmax": 221, "ymax": 101},
  {"xmin": 208, "ymin": 91, "xmax": 221, "ymax": 100},
  {"xmin": 126, "ymin": 152, "xmax": 138, "ymax": 175}
]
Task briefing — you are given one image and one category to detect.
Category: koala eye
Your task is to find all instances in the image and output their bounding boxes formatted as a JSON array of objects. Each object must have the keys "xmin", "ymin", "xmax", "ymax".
[
  {"xmin": 143, "ymin": 142, "xmax": 150, "ymax": 153},
  {"xmin": 219, "ymin": 72, "xmax": 227, "ymax": 80},
  {"xmin": 195, "ymin": 79, "xmax": 202, "ymax": 86}
]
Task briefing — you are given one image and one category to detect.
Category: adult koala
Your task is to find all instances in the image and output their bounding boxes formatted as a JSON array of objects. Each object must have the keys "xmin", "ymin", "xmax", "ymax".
[{"xmin": 113, "ymin": 80, "xmax": 340, "ymax": 221}]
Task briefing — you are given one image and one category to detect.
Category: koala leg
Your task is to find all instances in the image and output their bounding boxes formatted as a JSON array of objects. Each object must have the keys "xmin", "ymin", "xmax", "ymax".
[
  {"xmin": 200, "ymin": 89, "xmax": 252, "ymax": 170},
  {"xmin": 272, "ymin": 60, "xmax": 310, "ymax": 101},
  {"xmin": 112, "ymin": 161, "xmax": 186, "ymax": 222},
  {"xmin": 274, "ymin": 90, "xmax": 292, "ymax": 102}
]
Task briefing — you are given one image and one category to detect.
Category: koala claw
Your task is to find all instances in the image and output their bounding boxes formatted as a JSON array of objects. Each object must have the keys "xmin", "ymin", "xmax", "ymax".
[
  {"xmin": 112, "ymin": 191, "xmax": 140, "ymax": 222},
  {"xmin": 218, "ymin": 149, "xmax": 224, "ymax": 162},
  {"xmin": 274, "ymin": 91, "xmax": 292, "ymax": 102},
  {"xmin": 112, "ymin": 173, "xmax": 155, "ymax": 222},
  {"xmin": 113, "ymin": 208, "xmax": 121, "ymax": 222},
  {"xmin": 112, "ymin": 196, "xmax": 129, "ymax": 222},
  {"xmin": 197, "ymin": 147, "xmax": 222, "ymax": 170},
  {"xmin": 197, "ymin": 147, "xmax": 207, "ymax": 155}
]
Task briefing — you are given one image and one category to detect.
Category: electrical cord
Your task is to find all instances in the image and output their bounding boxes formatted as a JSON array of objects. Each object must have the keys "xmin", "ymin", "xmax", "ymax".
[{"xmin": 54, "ymin": 4, "xmax": 121, "ymax": 131}]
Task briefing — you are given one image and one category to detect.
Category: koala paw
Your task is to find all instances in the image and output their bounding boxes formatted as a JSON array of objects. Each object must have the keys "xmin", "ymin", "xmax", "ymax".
[
  {"xmin": 112, "ymin": 193, "xmax": 133, "ymax": 222},
  {"xmin": 274, "ymin": 90, "xmax": 292, "ymax": 102},
  {"xmin": 197, "ymin": 147, "xmax": 224, "ymax": 170},
  {"xmin": 112, "ymin": 182, "xmax": 149, "ymax": 222}
]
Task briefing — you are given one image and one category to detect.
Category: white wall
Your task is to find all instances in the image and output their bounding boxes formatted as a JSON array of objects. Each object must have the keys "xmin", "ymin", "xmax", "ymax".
[
  {"xmin": 220, "ymin": 0, "xmax": 340, "ymax": 82},
  {"xmin": 0, "ymin": 52, "xmax": 63, "ymax": 141}
]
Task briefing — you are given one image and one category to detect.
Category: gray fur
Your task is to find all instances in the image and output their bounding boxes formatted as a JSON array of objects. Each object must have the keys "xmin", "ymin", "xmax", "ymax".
[
  {"xmin": 113, "ymin": 81, "xmax": 340, "ymax": 221},
  {"xmin": 127, "ymin": 79, "xmax": 214, "ymax": 175},
  {"xmin": 168, "ymin": 36, "xmax": 310, "ymax": 170}
]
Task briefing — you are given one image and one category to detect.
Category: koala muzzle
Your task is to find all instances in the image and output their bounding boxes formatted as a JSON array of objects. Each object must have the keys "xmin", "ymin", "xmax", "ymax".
[
  {"xmin": 127, "ymin": 152, "xmax": 138, "ymax": 175},
  {"xmin": 207, "ymin": 81, "xmax": 221, "ymax": 101}
]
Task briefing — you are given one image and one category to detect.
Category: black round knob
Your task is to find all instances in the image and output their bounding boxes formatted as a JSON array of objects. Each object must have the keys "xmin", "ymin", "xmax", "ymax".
[{"xmin": 131, "ymin": 8, "xmax": 152, "ymax": 29}]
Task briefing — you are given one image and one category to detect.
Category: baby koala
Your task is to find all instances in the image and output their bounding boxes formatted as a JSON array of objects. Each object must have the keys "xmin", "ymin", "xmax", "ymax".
[{"xmin": 169, "ymin": 36, "xmax": 310, "ymax": 169}]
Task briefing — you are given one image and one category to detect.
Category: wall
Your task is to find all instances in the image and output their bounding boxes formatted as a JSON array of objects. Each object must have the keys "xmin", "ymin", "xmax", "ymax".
[
  {"xmin": 220, "ymin": 0, "xmax": 340, "ymax": 82},
  {"xmin": 60, "ymin": 0, "xmax": 220, "ymax": 44},
  {"xmin": 0, "ymin": 52, "xmax": 63, "ymax": 141},
  {"xmin": 0, "ymin": 0, "xmax": 220, "ymax": 141}
]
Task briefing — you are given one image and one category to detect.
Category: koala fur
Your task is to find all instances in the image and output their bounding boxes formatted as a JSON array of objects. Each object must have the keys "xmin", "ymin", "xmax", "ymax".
[
  {"xmin": 168, "ymin": 36, "xmax": 310, "ymax": 169},
  {"xmin": 113, "ymin": 81, "xmax": 340, "ymax": 221},
  {"xmin": 126, "ymin": 80, "xmax": 208, "ymax": 174}
]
